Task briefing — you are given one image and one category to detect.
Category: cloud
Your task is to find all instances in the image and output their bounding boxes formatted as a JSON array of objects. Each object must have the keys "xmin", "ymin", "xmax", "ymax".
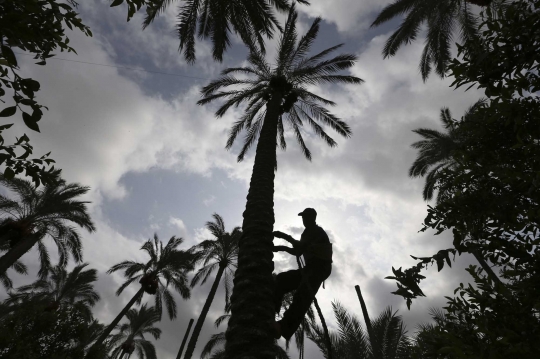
[
  {"xmin": 299, "ymin": 0, "xmax": 393, "ymax": 33},
  {"xmin": 169, "ymin": 217, "xmax": 188, "ymax": 237},
  {"xmin": 203, "ymin": 195, "xmax": 216, "ymax": 206}
]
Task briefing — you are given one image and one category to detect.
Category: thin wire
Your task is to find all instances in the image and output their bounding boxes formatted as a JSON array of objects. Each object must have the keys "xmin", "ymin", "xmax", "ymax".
[{"xmin": 13, "ymin": 51, "xmax": 209, "ymax": 81}]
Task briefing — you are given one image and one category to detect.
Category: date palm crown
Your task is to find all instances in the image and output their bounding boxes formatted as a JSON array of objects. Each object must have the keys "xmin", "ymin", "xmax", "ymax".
[{"xmin": 198, "ymin": 4, "xmax": 364, "ymax": 161}]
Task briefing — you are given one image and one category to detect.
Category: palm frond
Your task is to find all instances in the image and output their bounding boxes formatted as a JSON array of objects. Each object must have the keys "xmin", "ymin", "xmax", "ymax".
[
  {"xmin": 197, "ymin": 4, "xmax": 362, "ymax": 163},
  {"xmin": 371, "ymin": 0, "xmax": 421, "ymax": 27},
  {"xmin": 142, "ymin": 0, "xmax": 175, "ymax": 29}
]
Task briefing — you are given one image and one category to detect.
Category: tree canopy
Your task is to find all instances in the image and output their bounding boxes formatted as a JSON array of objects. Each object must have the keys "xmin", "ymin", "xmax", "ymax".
[{"xmin": 0, "ymin": 0, "xmax": 92, "ymax": 184}]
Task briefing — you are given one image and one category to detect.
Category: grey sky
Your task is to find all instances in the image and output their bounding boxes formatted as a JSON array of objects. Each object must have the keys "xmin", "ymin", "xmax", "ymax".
[{"xmin": 1, "ymin": 0, "xmax": 486, "ymax": 358}]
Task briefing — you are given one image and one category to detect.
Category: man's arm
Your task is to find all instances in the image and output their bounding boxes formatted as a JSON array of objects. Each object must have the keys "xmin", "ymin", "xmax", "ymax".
[
  {"xmin": 273, "ymin": 231, "xmax": 304, "ymax": 256},
  {"xmin": 272, "ymin": 245, "xmax": 300, "ymax": 256},
  {"xmin": 273, "ymin": 231, "xmax": 300, "ymax": 246}
]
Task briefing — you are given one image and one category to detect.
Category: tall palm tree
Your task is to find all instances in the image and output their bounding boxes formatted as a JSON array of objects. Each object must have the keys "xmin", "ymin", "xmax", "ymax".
[
  {"xmin": 183, "ymin": 213, "xmax": 241, "ymax": 359},
  {"xmin": 140, "ymin": 0, "xmax": 309, "ymax": 64},
  {"xmin": 371, "ymin": 0, "xmax": 506, "ymax": 80},
  {"xmin": 5, "ymin": 262, "xmax": 100, "ymax": 317},
  {"xmin": 108, "ymin": 304, "xmax": 161, "ymax": 359},
  {"xmin": 0, "ymin": 174, "xmax": 95, "ymax": 276},
  {"xmin": 308, "ymin": 301, "xmax": 412, "ymax": 359},
  {"xmin": 198, "ymin": 5, "xmax": 363, "ymax": 357},
  {"xmin": 90, "ymin": 234, "xmax": 196, "ymax": 352},
  {"xmin": 200, "ymin": 308, "xmax": 290, "ymax": 359}
]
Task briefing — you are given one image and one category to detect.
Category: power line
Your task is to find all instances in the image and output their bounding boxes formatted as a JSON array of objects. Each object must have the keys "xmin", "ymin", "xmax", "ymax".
[{"xmin": 13, "ymin": 51, "xmax": 209, "ymax": 81}]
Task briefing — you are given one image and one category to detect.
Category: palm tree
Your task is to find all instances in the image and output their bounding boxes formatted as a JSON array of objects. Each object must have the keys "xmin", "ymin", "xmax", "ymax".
[
  {"xmin": 90, "ymin": 234, "xmax": 196, "ymax": 352},
  {"xmin": 0, "ymin": 174, "xmax": 95, "ymax": 276},
  {"xmin": 201, "ymin": 308, "xmax": 290, "ymax": 359},
  {"xmin": 5, "ymin": 262, "xmax": 100, "ymax": 317},
  {"xmin": 183, "ymin": 213, "xmax": 241, "ymax": 359},
  {"xmin": 308, "ymin": 301, "xmax": 412, "ymax": 359},
  {"xmin": 371, "ymin": 0, "xmax": 506, "ymax": 80},
  {"xmin": 198, "ymin": 5, "xmax": 363, "ymax": 357},
  {"xmin": 108, "ymin": 304, "xmax": 161, "ymax": 359},
  {"xmin": 141, "ymin": 0, "xmax": 309, "ymax": 64},
  {"xmin": 409, "ymin": 107, "xmax": 463, "ymax": 202}
]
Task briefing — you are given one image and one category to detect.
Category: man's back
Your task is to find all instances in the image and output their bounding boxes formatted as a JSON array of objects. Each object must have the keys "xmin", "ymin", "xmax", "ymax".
[{"xmin": 300, "ymin": 225, "xmax": 332, "ymax": 264}]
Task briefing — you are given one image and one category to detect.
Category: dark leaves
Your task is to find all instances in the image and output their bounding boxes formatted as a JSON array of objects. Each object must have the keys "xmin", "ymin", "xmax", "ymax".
[{"xmin": 0, "ymin": 106, "xmax": 17, "ymax": 117}]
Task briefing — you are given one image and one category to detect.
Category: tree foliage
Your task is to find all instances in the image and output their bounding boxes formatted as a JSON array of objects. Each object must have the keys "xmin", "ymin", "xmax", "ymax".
[
  {"xmin": 371, "ymin": 0, "xmax": 507, "ymax": 81},
  {"xmin": 0, "ymin": 299, "xmax": 104, "ymax": 359},
  {"xmin": 0, "ymin": 174, "xmax": 95, "ymax": 276},
  {"xmin": 0, "ymin": 0, "xmax": 92, "ymax": 184},
  {"xmin": 308, "ymin": 302, "xmax": 412, "ymax": 359},
  {"xmin": 389, "ymin": 1, "xmax": 540, "ymax": 357},
  {"xmin": 5, "ymin": 263, "xmax": 100, "ymax": 319},
  {"xmin": 198, "ymin": 5, "xmax": 363, "ymax": 162},
  {"xmin": 107, "ymin": 234, "xmax": 197, "ymax": 320},
  {"xmin": 108, "ymin": 304, "xmax": 161, "ymax": 359},
  {"xmin": 109, "ymin": 0, "xmax": 310, "ymax": 63}
]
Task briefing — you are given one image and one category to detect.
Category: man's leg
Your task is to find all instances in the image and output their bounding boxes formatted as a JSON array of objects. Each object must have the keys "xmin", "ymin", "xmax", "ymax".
[
  {"xmin": 273, "ymin": 269, "xmax": 302, "ymax": 315},
  {"xmin": 278, "ymin": 264, "xmax": 331, "ymax": 340}
]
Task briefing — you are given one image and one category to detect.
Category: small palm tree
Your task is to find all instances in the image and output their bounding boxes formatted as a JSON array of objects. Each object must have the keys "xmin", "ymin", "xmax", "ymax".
[
  {"xmin": 109, "ymin": 304, "xmax": 161, "ymax": 359},
  {"xmin": 409, "ymin": 99, "xmax": 484, "ymax": 202},
  {"xmin": 371, "ymin": 0, "xmax": 506, "ymax": 80},
  {"xmin": 0, "ymin": 174, "xmax": 95, "ymax": 276},
  {"xmin": 90, "ymin": 234, "xmax": 196, "ymax": 351},
  {"xmin": 141, "ymin": 0, "xmax": 310, "ymax": 64},
  {"xmin": 183, "ymin": 213, "xmax": 241, "ymax": 359},
  {"xmin": 5, "ymin": 263, "xmax": 100, "ymax": 317},
  {"xmin": 198, "ymin": 5, "xmax": 363, "ymax": 357},
  {"xmin": 308, "ymin": 301, "xmax": 412, "ymax": 359}
]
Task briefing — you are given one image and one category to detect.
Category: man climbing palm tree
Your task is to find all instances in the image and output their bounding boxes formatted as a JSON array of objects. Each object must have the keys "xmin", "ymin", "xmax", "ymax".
[{"xmin": 272, "ymin": 208, "xmax": 332, "ymax": 341}]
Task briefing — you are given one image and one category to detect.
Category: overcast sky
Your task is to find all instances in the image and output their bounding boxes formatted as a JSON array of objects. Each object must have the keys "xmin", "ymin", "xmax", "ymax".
[{"xmin": 1, "ymin": 1, "xmax": 485, "ymax": 358}]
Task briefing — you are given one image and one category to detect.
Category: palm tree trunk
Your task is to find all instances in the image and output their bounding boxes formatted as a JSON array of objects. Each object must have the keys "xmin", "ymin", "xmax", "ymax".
[
  {"xmin": 87, "ymin": 287, "xmax": 145, "ymax": 357},
  {"xmin": 471, "ymin": 250, "xmax": 503, "ymax": 286},
  {"xmin": 313, "ymin": 297, "xmax": 332, "ymax": 359},
  {"xmin": 184, "ymin": 266, "xmax": 226, "ymax": 359},
  {"xmin": 0, "ymin": 233, "xmax": 40, "ymax": 274},
  {"xmin": 224, "ymin": 95, "xmax": 282, "ymax": 359},
  {"xmin": 355, "ymin": 284, "xmax": 379, "ymax": 356},
  {"xmin": 176, "ymin": 318, "xmax": 194, "ymax": 359}
]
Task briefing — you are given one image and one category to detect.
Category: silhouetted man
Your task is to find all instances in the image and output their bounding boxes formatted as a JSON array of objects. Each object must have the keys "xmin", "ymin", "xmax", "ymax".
[{"xmin": 272, "ymin": 208, "xmax": 333, "ymax": 340}]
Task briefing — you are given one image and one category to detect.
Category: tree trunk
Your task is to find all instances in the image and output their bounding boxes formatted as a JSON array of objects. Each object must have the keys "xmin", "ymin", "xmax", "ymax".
[
  {"xmin": 355, "ymin": 285, "xmax": 378, "ymax": 356},
  {"xmin": 471, "ymin": 250, "xmax": 503, "ymax": 286},
  {"xmin": 87, "ymin": 287, "xmax": 145, "ymax": 357},
  {"xmin": 0, "ymin": 233, "xmax": 40, "ymax": 274},
  {"xmin": 176, "ymin": 318, "xmax": 194, "ymax": 359},
  {"xmin": 184, "ymin": 266, "xmax": 225, "ymax": 359},
  {"xmin": 313, "ymin": 297, "xmax": 332, "ymax": 359},
  {"xmin": 224, "ymin": 95, "xmax": 282, "ymax": 359}
]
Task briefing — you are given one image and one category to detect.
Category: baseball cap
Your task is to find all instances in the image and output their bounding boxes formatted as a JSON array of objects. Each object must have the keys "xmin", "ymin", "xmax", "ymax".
[{"xmin": 298, "ymin": 208, "xmax": 317, "ymax": 218}]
